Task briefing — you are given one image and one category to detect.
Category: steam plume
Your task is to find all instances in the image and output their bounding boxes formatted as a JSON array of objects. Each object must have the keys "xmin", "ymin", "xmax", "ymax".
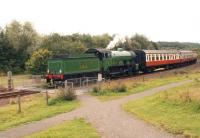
[{"xmin": 106, "ymin": 35, "xmax": 126, "ymax": 50}]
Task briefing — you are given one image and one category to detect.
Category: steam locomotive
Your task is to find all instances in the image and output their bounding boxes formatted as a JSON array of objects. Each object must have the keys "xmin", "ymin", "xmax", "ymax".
[{"xmin": 46, "ymin": 48, "xmax": 197, "ymax": 84}]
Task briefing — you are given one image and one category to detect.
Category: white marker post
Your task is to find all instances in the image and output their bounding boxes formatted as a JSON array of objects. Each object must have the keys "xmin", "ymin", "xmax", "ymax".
[
  {"xmin": 97, "ymin": 73, "xmax": 102, "ymax": 82},
  {"xmin": 7, "ymin": 71, "xmax": 13, "ymax": 91}
]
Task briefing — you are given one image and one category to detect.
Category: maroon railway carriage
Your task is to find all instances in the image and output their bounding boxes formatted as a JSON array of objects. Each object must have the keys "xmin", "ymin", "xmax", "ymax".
[{"xmin": 141, "ymin": 50, "xmax": 197, "ymax": 71}]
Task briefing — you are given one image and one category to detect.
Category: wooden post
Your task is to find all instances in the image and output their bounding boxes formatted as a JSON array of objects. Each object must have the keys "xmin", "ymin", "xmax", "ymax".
[
  {"xmin": 45, "ymin": 89, "xmax": 49, "ymax": 105},
  {"xmin": 65, "ymin": 80, "xmax": 68, "ymax": 88},
  {"xmin": 86, "ymin": 78, "xmax": 88, "ymax": 86},
  {"xmin": 7, "ymin": 71, "xmax": 13, "ymax": 91},
  {"xmin": 79, "ymin": 78, "xmax": 81, "ymax": 87},
  {"xmin": 142, "ymin": 75, "xmax": 145, "ymax": 82},
  {"xmin": 17, "ymin": 95, "xmax": 21, "ymax": 113},
  {"xmin": 71, "ymin": 82, "xmax": 74, "ymax": 89}
]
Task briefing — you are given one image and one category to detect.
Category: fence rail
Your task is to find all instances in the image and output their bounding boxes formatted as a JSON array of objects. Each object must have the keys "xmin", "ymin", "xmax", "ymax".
[{"xmin": 65, "ymin": 76, "xmax": 105, "ymax": 87}]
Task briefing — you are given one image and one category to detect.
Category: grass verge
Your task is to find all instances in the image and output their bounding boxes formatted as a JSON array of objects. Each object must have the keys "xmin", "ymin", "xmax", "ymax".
[
  {"xmin": 91, "ymin": 75, "xmax": 188, "ymax": 101},
  {"xmin": 24, "ymin": 118, "xmax": 100, "ymax": 138},
  {"xmin": 0, "ymin": 94, "xmax": 80, "ymax": 131},
  {"xmin": 123, "ymin": 81, "xmax": 200, "ymax": 137}
]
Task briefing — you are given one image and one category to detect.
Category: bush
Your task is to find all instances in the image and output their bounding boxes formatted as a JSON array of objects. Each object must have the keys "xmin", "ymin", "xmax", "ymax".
[
  {"xmin": 180, "ymin": 91, "xmax": 192, "ymax": 103},
  {"xmin": 26, "ymin": 48, "xmax": 52, "ymax": 74},
  {"xmin": 112, "ymin": 84, "xmax": 127, "ymax": 93},
  {"xmin": 194, "ymin": 78, "xmax": 200, "ymax": 83},
  {"xmin": 92, "ymin": 86, "xmax": 101, "ymax": 93},
  {"xmin": 92, "ymin": 86, "xmax": 108, "ymax": 95},
  {"xmin": 56, "ymin": 87, "xmax": 76, "ymax": 101},
  {"xmin": 92, "ymin": 83, "xmax": 127, "ymax": 95}
]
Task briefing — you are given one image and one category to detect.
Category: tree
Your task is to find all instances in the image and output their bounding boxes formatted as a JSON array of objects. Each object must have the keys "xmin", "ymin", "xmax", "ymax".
[
  {"xmin": 0, "ymin": 29, "xmax": 19, "ymax": 73},
  {"xmin": 21, "ymin": 22, "xmax": 39, "ymax": 53},
  {"xmin": 4, "ymin": 20, "xmax": 39, "ymax": 72},
  {"xmin": 5, "ymin": 20, "xmax": 22, "ymax": 50},
  {"xmin": 26, "ymin": 49, "xmax": 52, "ymax": 74},
  {"xmin": 41, "ymin": 33, "xmax": 87, "ymax": 55},
  {"xmin": 115, "ymin": 34, "xmax": 158, "ymax": 50},
  {"xmin": 5, "ymin": 20, "xmax": 38, "ymax": 52}
]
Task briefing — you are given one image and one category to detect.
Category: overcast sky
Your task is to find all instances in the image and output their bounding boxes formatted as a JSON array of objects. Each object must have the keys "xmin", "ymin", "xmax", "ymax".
[{"xmin": 0, "ymin": 0, "xmax": 200, "ymax": 42}]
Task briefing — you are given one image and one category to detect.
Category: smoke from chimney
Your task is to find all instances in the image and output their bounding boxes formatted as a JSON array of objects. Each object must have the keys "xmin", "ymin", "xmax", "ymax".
[{"xmin": 106, "ymin": 35, "xmax": 126, "ymax": 50}]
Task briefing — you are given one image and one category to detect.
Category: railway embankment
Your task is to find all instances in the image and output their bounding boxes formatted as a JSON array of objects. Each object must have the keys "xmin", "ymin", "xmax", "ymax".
[{"xmin": 123, "ymin": 79, "xmax": 200, "ymax": 137}]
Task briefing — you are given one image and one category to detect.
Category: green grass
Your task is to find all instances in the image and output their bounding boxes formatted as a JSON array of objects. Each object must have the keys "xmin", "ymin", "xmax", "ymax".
[
  {"xmin": 0, "ymin": 74, "xmax": 29, "ymax": 86},
  {"xmin": 0, "ymin": 74, "xmax": 45, "ymax": 88},
  {"xmin": 0, "ymin": 94, "xmax": 80, "ymax": 131},
  {"xmin": 25, "ymin": 118, "xmax": 100, "ymax": 138},
  {"xmin": 123, "ymin": 82, "xmax": 200, "ymax": 137},
  {"xmin": 91, "ymin": 75, "xmax": 188, "ymax": 101}
]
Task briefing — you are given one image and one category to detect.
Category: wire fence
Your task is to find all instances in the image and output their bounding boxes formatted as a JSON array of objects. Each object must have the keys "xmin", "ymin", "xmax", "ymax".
[
  {"xmin": 0, "ymin": 75, "xmax": 46, "ymax": 90},
  {"xmin": 65, "ymin": 77, "xmax": 105, "ymax": 87}
]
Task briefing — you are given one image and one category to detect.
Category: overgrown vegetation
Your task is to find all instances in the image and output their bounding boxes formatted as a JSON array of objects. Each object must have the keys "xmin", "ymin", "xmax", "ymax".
[
  {"xmin": 0, "ymin": 94, "xmax": 80, "ymax": 130},
  {"xmin": 123, "ymin": 81, "xmax": 200, "ymax": 137},
  {"xmin": 53, "ymin": 87, "xmax": 76, "ymax": 101},
  {"xmin": 92, "ymin": 83, "xmax": 127, "ymax": 94},
  {"xmin": 91, "ymin": 74, "xmax": 191, "ymax": 101},
  {"xmin": 25, "ymin": 118, "xmax": 100, "ymax": 138},
  {"xmin": 26, "ymin": 48, "xmax": 52, "ymax": 74}
]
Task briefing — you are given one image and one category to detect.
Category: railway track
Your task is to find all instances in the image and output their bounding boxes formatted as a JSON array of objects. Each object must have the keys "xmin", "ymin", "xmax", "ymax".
[
  {"xmin": 53, "ymin": 62, "xmax": 200, "ymax": 88},
  {"xmin": 0, "ymin": 90, "xmax": 40, "ymax": 99},
  {"xmin": 108, "ymin": 61, "xmax": 200, "ymax": 82}
]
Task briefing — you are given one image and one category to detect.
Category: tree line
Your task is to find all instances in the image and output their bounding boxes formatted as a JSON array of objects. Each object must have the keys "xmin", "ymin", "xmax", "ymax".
[
  {"xmin": 0, "ymin": 20, "xmax": 200, "ymax": 74},
  {"xmin": 158, "ymin": 42, "xmax": 200, "ymax": 50}
]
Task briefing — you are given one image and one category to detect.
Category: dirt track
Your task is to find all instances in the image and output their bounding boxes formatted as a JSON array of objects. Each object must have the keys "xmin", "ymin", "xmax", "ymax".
[{"xmin": 0, "ymin": 80, "xmax": 191, "ymax": 138}]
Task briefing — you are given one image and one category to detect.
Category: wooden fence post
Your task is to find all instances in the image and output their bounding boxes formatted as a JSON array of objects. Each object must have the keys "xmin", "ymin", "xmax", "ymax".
[
  {"xmin": 143, "ymin": 75, "xmax": 145, "ymax": 82},
  {"xmin": 7, "ymin": 71, "xmax": 13, "ymax": 91},
  {"xmin": 79, "ymin": 78, "xmax": 81, "ymax": 87},
  {"xmin": 86, "ymin": 78, "xmax": 89, "ymax": 86},
  {"xmin": 45, "ymin": 89, "xmax": 49, "ymax": 105},
  {"xmin": 18, "ymin": 95, "xmax": 21, "ymax": 113}
]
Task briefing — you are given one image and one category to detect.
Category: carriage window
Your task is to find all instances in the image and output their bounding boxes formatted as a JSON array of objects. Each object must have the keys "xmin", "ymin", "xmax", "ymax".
[
  {"xmin": 150, "ymin": 54, "xmax": 152, "ymax": 61},
  {"xmin": 156, "ymin": 54, "xmax": 159, "ymax": 61},
  {"xmin": 152, "ymin": 54, "xmax": 154, "ymax": 61},
  {"xmin": 155, "ymin": 54, "xmax": 157, "ymax": 61},
  {"xmin": 176, "ymin": 54, "xmax": 179, "ymax": 59},
  {"xmin": 160, "ymin": 54, "xmax": 162, "ymax": 60},
  {"xmin": 152, "ymin": 54, "xmax": 155, "ymax": 61},
  {"xmin": 162, "ymin": 54, "xmax": 164, "ymax": 60},
  {"xmin": 170, "ymin": 54, "xmax": 173, "ymax": 60}
]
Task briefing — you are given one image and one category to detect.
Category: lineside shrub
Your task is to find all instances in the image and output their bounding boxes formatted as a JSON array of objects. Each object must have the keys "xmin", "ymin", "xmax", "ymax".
[
  {"xmin": 111, "ymin": 84, "xmax": 127, "ymax": 93},
  {"xmin": 49, "ymin": 87, "xmax": 76, "ymax": 106}
]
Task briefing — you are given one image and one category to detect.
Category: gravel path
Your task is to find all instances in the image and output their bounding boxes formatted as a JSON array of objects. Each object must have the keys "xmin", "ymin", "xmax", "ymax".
[{"xmin": 0, "ymin": 80, "xmax": 191, "ymax": 138}]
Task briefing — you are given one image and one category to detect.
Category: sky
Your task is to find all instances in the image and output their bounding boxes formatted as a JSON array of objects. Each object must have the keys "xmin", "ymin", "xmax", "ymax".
[{"xmin": 0, "ymin": 0, "xmax": 200, "ymax": 42}]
